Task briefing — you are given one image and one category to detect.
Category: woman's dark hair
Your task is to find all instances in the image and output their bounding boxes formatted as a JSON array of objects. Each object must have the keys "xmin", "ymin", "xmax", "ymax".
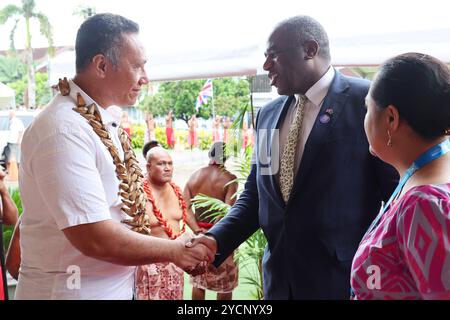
[
  {"xmin": 75, "ymin": 13, "xmax": 139, "ymax": 73},
  {"xmin": 370, "ymin": 52, "xmax": 450, "ymax": 140}
]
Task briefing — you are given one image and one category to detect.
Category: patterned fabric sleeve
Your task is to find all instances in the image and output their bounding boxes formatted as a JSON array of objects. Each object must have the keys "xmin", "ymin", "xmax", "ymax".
[{"xmin": 396, "ymin": 189, "xmax": 450, "ymax": 299}]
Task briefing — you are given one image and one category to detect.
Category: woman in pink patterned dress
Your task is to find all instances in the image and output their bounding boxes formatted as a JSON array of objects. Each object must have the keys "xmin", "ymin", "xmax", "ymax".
[{"xmin": 351, "ymin": 53, "xmax": 450, "ymax": 300}]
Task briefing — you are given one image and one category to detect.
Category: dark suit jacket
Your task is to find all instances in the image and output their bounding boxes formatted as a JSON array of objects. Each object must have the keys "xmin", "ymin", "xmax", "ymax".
[{"xmin": 208, "ymin": 70, "xmax": 398, "ymax": 299}]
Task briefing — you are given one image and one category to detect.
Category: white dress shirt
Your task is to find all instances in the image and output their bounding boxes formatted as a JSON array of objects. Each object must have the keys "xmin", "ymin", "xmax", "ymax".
[
  {"xmin": 277, "ymin": 67, "xmax": 335, "ymax": 182},
  {"xmin": 16, "ymin": 80, "xmax": 134, "ymax": 300}
]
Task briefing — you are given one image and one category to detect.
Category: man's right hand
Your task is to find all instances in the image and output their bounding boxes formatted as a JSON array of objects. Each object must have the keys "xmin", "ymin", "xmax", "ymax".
[
  {"xmin": 172, "ymin": 232, "xmax": 215, "ymax": 272},
  {"xmin": 182, "ymin": 233, "xmax": 218, "ymax": 275}
]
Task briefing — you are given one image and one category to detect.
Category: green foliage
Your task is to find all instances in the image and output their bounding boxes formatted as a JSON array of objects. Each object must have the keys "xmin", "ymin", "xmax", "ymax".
[
  {"xmin": 2, "ymin": 187, "xmax": 22, "ymax": 253},
  {"xmin": 131, "ymin": 124, "xmax": 145, "ymax": 150},
  {"xmin": 139, "ymin": 93, "xmax": 167, "ymax": 118},
  {"xmin": 0, "ymin": 55, "xmax": 26, "ymax": 83},
  {"xmin": 73, "ymin": 4, "xmax": 96, "ymax": 20},
  {"xmin": 8, "ymin": 77, "xmax": 26, "ymax": 106},
  {"xmin": 0, "ymin": 0, "xmax": 54, "ymax": 107},
  {"xmin": 161, "ymin": 79, "xmax": 208, "ymax": 124},
  {"xmin": 9, "ymin": 72, "xmax": 51, "ymax": 106},
  {"xmin": 35, "ymin": 72, "xmax": 51, "ymax": 105},
  {"xmin": 155, "ymin": 127, "xmax": 169, "ymax": 149},
  {"xmin": 213, "ymin": 78, "xmax": 251, "ymax": 117},
  {"xmin": 191, "ymin": 194, "xmax": 231, "ymax": 223},
  {"xmin": 236, "ymin": 229, "xmax": 266, "ymax": 300},
  {"xmin": 197, "ymin": 129, "xmax": 213, "ymax": 151},
  {"xmin": 139, "ymin": 77, "xmax": 251, "ymax": 125}
]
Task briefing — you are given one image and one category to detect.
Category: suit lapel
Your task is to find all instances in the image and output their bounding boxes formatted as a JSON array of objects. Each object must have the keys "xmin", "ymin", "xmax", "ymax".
[{"xmin": 288, "ymin": 72, "xmax": 350, "ymax": 206}]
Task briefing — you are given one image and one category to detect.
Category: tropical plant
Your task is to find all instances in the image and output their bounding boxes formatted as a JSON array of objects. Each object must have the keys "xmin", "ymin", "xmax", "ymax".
[
  {"xmin": 190, "ymin": 144, "xmax": 267, "ymax": 299},
  {"xmin": 139, "ymin": 77, "xmax": 251, "ymax": 125},
  {"xmin": 2, "ymin": 188, "xmax": 22, "ymax": 253},
  {"xmin": 0, "ymin": 0, "xmax": 54, "ymax": 108},
  {"xmin": 0, "ymin": 55, "xmax": 26, "ymax": 84},
  {"xmin": 8, "ymin": 71, "xmax": 51, "ymax": 106},
  {"xmin": 131, "ymin": 124, "xmax": 145, "ymax": 150},
  {"xmin": 73, "ymin": 4, "xmax": 96, "ymax": 20}
]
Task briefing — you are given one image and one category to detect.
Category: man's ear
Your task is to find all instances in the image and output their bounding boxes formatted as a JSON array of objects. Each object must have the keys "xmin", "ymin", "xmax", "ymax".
[
  {"xmin": 91, "ymin": 54, "xmax": 108, "ymax": 78},
  {"xmin": 304, "ymin": 39, "xmax": 319, "ymax": 59},
  {"xmin": 386, "ymin": 105, "xmax": 400, "ymax": 132}
]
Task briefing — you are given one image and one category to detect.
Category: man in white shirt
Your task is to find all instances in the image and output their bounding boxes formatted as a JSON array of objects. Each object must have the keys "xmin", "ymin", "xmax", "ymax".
[
  {"xmin": 16, "ymin": 13, "xmax": 212, "ymax": 300},
  {"xmin": 4, "ymin": 110, "xmax": 24, "ymax": 170}
]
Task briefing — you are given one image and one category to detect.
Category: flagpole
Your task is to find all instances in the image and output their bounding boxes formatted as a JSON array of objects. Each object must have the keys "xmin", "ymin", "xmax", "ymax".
[
  {"xmin": 211, "ymin": 79, "xmax": 215, "ymax": 119},
  {"xmin": 212, "ymin": 94, "xmax": 215, "ymax": 119}
]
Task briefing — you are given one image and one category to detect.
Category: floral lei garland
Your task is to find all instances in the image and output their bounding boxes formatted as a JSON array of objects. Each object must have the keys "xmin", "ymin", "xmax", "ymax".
[{"xmin": 143, "ymin": 179, "xmax": 187, "ymax": 240}]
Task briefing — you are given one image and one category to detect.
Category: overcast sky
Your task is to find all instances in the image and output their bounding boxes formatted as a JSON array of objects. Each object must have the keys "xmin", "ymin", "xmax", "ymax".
[{"xmin": 1, "ymin": 0, "xmax": 450, "ymax": 54}]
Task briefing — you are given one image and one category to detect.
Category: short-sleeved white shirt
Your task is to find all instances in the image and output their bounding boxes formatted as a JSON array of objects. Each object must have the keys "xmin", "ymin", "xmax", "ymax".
[{"xmin": 15, "ymin": 80, "xmax": 134, "ymax": 300}]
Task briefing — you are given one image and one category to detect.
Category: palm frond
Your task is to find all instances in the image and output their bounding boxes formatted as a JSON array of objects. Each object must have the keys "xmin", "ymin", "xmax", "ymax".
[
  {"xmin": 34, "ymin": 12, "xmax": 54, "ymax": 55},
  {"xmin": 0, "ymin": 5, "xmax": 22, "ymax": 24},
  {"xmin": 8, "ymin": 187, "xmax": 22, "ymax": 214},
  {"xmin": 191, "ymin": 194, "xmax": 230, "ymax": 222}
]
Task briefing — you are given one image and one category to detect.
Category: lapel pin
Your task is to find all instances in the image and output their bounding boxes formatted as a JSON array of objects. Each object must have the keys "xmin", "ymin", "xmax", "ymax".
[
  {"xmin": 319, "ymin": 113, "xmax": 331, "ymax": 124},
  {"xmin": 319, "ymin": 107, "xmax": 333, "ymax": 124}
]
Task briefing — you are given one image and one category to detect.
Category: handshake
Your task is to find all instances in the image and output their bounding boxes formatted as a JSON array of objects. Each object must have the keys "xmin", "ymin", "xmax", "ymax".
[{"xmin": 173, "ymin": 232, "xmax": 218, "ymax": 276}]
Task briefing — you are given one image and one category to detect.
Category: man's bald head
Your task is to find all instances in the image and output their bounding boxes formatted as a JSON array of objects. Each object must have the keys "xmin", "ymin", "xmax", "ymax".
[
  {"xmin": 146, "ymin": 146, "xmax": 170, "ymax": 163},
  {"xmin": 146, "ymin": 146, "xmax": 173, "ymax": 185}
]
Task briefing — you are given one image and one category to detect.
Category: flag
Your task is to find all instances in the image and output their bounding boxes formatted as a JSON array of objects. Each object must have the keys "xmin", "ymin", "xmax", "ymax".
[{"xmin": 195, "ymin": 79, "xmax": 213, "ymax": 112}]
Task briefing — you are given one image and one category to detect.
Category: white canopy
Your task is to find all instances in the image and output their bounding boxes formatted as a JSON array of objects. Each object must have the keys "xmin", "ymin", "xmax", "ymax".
[
  {"xmin": 0, "ymin": 82, "xmax": 15, "ymax": 109},
  {"xmin": 47, "ymin": 28, "xmax": 450, "ymax": 83}
]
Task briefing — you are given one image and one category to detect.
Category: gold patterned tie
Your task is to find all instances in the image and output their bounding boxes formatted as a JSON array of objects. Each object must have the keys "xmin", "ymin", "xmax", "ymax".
[{"xmin": 280, "ymin": 95, "xmax": 307, "ymax": 203}]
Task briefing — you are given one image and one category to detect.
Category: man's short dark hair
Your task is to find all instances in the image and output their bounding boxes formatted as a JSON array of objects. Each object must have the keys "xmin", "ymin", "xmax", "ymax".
[
  {"xmin": 277, "ymin": 15, "xmax": 331, "ymax": 62},
  {"xmin": 75, "ymin": 13, "xmax": 139, "ymax": 73}
]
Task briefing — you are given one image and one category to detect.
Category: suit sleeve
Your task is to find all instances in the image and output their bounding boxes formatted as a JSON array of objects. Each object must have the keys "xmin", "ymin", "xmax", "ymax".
[
  {"xmin": 207, "ymin": 110, "xmax": 262, "ymax": 266},
  {"xmin": 208, "ymin": 163, "xmax": 260, "ymax": 266}
]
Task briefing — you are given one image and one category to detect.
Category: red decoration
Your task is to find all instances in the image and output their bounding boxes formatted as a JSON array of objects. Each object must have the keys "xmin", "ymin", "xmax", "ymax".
[{"xmin": 143, "ymin": 179, "xmax": 187, "ymax": 240}]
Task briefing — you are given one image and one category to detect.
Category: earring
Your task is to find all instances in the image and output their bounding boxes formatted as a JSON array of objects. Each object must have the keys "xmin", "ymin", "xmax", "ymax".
[
  {"xmin": 445, "ymin": 128, "xmax": 450, "ymax": 135},
  {"xmin": 387, "ymin": 130, "xmax": 393, "ymax": 147}
]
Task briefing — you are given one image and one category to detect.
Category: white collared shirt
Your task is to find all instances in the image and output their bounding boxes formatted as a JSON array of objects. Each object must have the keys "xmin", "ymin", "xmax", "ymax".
[
  {"xmin": 16, "ymin": 80, "xmax": 134, "ymax": 300},
  {"xmin": 277, "ymin": 67, "xmax": 335, "ymax": 181}
]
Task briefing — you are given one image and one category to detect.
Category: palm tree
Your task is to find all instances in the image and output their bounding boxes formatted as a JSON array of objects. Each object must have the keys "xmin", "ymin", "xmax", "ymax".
[{"xmin": 0, "ymin": 0, "xmax": 53, "ymax": 109}]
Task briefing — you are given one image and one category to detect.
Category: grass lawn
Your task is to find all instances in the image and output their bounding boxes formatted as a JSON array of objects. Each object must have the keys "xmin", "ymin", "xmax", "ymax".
[{"xmin": 183, "ymin": 243, "xmax": 261, "ymax": 300}]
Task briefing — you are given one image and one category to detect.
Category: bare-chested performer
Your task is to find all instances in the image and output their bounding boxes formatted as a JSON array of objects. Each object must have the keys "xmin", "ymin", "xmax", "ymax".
[
  {"xmin": 165, "ymin": 110, "xmax": 175, "ymax": 149},
  {"xmin": 144, "ymin": 112, "xmax": 156, "ymax": 144},
  {"xmin": 222, "ymin": 116, "xmax": 231, "ymax": 144},
  {"xmin": 187, "ymin": 114, "xmax": 198, "ymax": 150},
  {"xmin": 135, "ymin": 147, "xmax": 201, "ymax": 300},
  {"xmin": 183, "ymin": 141, "xmax": 239, "ymax": 300},
  {"xmin": 212, "ymin": 115, "xmax": 221, "ymax": 142}
]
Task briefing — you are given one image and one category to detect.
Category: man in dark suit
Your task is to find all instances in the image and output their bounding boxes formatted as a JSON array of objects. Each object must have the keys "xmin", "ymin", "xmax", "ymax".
[{"xmin": 187, "ymin": 15, "xmax": 398, "ymax": 299}]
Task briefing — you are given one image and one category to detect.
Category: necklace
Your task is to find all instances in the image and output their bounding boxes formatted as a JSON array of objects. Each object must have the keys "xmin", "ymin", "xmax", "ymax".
[
  {"xmin": 143, "ymin": 179, "xmax": 187, "ymax": 240},
  {"xmin": 56, "ymin": 77, "xmax": 151, "ymax": 235}
]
